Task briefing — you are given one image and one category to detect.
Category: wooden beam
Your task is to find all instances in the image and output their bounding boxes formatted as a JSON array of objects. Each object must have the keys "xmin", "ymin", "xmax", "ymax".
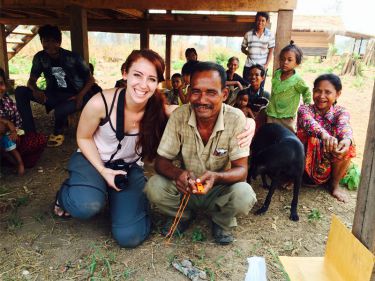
[
  {"xmin": 273, "ymin": 10, "xmax": 293, "ymax": 72},
  {"xmin": 0, "ymin": 25, "xmax": 9, "ymax": 78},
  {"xmin": 69, "ymin": 5, "xmax": 89, "ymax": 62},
  {"xmin": 140, "ymin": 26, "xmax": 149, "ymax": 49},
  {"xmin": 353, "ymin": 82, "xmax": 375, "ymax": 266},
  {"xmin": 115, "ymin": 9, "xmax": 144, "ymax": 18},
  {"xmin": 2, "ymin": 0, "xmax": 297, "ymax": 12},
  {"xmin": 165, "ymin": 33, "xmax": 171, "ymax": 81}
]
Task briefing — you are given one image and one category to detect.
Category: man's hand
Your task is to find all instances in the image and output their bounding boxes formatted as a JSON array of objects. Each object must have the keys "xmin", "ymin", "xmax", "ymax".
[
  {"xmin": 193, "ymin": 171, "xmax": 217, "ymax": 194},
  {"xmin": 32, "ymin": 90, "xmax": 46, "ymax": 104},
  {"xmin": 175, "ymin": 170, "xmax": 196, "ymax": 194}
]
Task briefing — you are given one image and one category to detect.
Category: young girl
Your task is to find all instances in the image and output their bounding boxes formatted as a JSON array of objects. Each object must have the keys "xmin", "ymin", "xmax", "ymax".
[
  {"xmin": 0, "ymin": 69, "xmax": 24, "ymax": 175},
  {"xmin": 266, "ymin": 41, "xmax": 311, "ymax": 132},
  {"xmin": 234, "ymin": 91, "xmax": 255, "ymax": 119},
  {"xmin": 0, "ymin": 68, "xmax": 47, "ymax": 171}
]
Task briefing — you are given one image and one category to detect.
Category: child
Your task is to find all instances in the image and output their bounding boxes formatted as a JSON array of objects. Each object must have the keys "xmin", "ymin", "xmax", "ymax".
[
  {"xmin": 0, "ymin": 67, "xmax": 47, "ymax": 170},
  {"xmin": 266, "ymin": 41, "xmax": 311, "ymax": 132},
  {"xmin": 164, "ymin": 73, "xmax": 183, "ymax": 105},
  {"xmin": 0, "ymin": 117, "xmax": 24, "ymax": 175},
  {"xmin": 179, "ymin": 60, "xmax": 199, "ymax": 104},
  {"xmin": 234, "ymin": 91, "xmax": 255, "ymax": 119}
]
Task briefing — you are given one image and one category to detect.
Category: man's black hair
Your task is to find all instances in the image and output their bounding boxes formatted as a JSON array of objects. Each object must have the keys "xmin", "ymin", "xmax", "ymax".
[
  {"xmin": 190, "ymin": 61, "xmax": 227, "ymax": 89},
  {"xmin": 38, "ymin": 25, "xmax": 62, "ymax": 43},
  {"xmin": 248, "ymin": 64, "xmax": 266, "ymax": 77},
  {"xmin": 255, "ymin": 12, "xmax": 269, "ymax": 22},
  {"xmin": 185, "ymin": 48, "xmax": 198, "ymax": 58}
]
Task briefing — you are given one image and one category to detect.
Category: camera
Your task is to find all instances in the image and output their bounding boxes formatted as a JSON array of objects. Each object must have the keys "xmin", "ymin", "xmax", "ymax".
[{"xmin": 104, "ymin": 159, "xmax": 130, "ymax": 190}]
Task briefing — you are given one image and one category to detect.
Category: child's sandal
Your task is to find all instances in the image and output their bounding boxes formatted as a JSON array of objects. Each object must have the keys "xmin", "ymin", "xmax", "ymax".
[{"xmin": 47, "ymin": 134, "xmax": 64, "ymax": 147}]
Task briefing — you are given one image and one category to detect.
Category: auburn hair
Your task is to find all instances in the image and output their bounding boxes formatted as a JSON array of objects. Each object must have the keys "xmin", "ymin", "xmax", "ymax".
[{"xmin": 124, "ymin": 50, "xmax": 168, "ymax": 161}]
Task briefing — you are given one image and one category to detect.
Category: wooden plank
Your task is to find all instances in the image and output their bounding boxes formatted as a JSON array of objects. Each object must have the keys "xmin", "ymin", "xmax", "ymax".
[
  {"xmin": 115, "ymin": 9, "xmax": 144, "ymax": 18},
  {"xmin": 0, "ymin": 24, "xmax": 9, "ymax": 78},
  {"xmin": 3, "ymin": 0, "xmax": 297, "ymax": 12},
  {"xmin": 69, "ymin": 5, "xmax": 89, "ymax": 62},
  {"xmin": 273, "ymin": 10, "xmax": 293, "ymax": 72},
  {"xmin": 353, "ymin": 81, "xmax": 375, "ymax": 260},
  {"xmin": 165, "ymin": 33, "xmax": 171, "ymax": 81},
  {"xmin": 140, "ymin": 26, "xmax": 149, "ymax": 49}
]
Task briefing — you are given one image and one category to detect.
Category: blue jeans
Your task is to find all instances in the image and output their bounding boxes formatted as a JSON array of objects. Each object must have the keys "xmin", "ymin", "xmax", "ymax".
[
  {"xmin": 15, "ymin": 86, "xmax": 77, "ymax": 135},
  {"xmin": 57, "ymin": 152, "xmax": 150, "ymax": 248}
]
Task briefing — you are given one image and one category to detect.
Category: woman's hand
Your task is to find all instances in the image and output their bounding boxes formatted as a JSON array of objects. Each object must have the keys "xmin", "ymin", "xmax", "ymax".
[
  {"xmin": 321, "ymin": 132, "xmax": 338, "ymax": 153},
  {"xmin": 333, "ymin": 139, "xmax": 351, "ymax": 159},
  {"xmin": 237, "ymin": 118, "xmax": 256, "ymax": 148},
  {"xmin": 99, "ymin": 167, "xmax": 127, "ymax": 192}
]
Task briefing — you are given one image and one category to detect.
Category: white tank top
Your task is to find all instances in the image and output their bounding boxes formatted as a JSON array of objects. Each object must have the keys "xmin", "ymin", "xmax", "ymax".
[{"xmin": 93, "ymin": 89, "xmax": 143, "ymax": 166}]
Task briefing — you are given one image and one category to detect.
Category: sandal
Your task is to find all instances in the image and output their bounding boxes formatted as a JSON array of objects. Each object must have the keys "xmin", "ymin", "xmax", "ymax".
[
  {"xmin": 53, "ymin": 192, "xmax": 71, "ymax": 219},
  {"xmin": 47, "ymin": 134, "xmax": 64, "ymax": 147}
]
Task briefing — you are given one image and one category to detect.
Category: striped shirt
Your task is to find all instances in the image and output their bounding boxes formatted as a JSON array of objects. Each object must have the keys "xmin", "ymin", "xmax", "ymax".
[{"xmin": 241, "ymin": 28, "xmax": 275, "ymax": 67}]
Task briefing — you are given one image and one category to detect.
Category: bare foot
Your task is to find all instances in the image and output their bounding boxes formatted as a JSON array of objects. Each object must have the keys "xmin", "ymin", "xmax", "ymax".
[{"xmin": 331, "ymin": 186, "xmax": 349, "ymax": 203}]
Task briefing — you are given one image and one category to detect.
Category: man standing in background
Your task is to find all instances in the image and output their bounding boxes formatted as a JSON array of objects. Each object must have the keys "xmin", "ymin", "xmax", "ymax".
[{"xmin": 241, "ymin": 12, "xmax": 275, "ymax": 85}]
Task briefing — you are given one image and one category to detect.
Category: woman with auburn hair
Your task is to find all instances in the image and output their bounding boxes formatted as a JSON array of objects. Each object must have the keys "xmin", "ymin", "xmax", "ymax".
[{"xmin": 53, "ymin": 49, "xmax": 255, "ymax": 248}]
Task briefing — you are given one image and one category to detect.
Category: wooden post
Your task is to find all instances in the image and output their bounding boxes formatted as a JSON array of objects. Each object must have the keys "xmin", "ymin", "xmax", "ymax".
[
  {"xmin": 166, "ymin": 33, "xmax": 172, "ymax": 81},
  {"xmin": 0, "ymin": 24, "xmax": 9, "ymax": 78},
  {"xmin": 69, "ymin": 5, "xmax": 89, "ymax": 62},
  {"xmin": 140, "ymin": 27, "xmax": 150, "ymax": 49},
  {"xmin": 273, "ymin": 10, "xmax": 293, "ymax": 73},
  {"xmin": 352, "ymin": 82, "xmax": 375, "ymax": 280}
]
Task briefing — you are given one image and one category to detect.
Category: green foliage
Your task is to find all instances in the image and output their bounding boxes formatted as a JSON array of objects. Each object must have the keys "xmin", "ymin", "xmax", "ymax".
[
  {"xmin": 15, "ymin": 196, "xmax": 29, "ymax": 207},
  {"xmin": 86, "ymin": 244, "xmax": 114, "ymax": 280},
  {"xmin": 172, "ymin": 60, "xmax": 185, "ymax": 72},
  {"xmin": 37, "ymin": 75, "xmax": 47, "ymax": 91},
  {"xmin": 340, "ymin": 162, "xmax": 360, "ymax": 190},
  {"xmin": 214, "ymin": 52, "xmax": 228, "ymax": 67},
  {"xmin": 328, "ymin": 44, "xmax": 338, "ymax": 57},
  {"xmin": 308, "ymin": 209, "xmax": 322, "ymax": 222},
  {"xmin": 9, "ymin": 56, "xmax": 32, "ymax": 74},
  {"xmin": 191, "ymin": 227, "xmax": 206, "ymax": 242},
  {"xmin": 89, "ymin": 57, "xmax": 97, "ymax": 69}
]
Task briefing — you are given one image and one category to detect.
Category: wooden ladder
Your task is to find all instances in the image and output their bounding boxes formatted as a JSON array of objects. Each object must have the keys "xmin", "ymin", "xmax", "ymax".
[{"xmin": 5, "ymin": 25, "xmax": 39, "ymax": 60}]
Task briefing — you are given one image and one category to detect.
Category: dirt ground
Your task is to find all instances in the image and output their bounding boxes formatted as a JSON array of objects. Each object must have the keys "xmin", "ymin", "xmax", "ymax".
[{"xmin": 0, "ymin": 61, "xmax": 373, "ymax": 281}]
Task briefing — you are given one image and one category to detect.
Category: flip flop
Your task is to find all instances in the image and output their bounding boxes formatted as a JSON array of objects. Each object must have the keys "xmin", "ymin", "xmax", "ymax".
[
  {"xmin": 47, "ymin": 134, "xmax": 64, "ymax": 147},
  {"xmin": 53, "ymin": 192, "xmax": 71, "ymax": 219}
]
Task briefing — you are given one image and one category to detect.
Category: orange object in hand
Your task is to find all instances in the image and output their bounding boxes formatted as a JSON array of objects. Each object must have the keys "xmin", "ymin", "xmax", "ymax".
[{"xmin": 195, "ymin": 179, "xmax": 204, "ymax": 194}]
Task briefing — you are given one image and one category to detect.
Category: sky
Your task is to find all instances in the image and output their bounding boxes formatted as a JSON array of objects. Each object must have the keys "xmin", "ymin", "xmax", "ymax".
[{"xmin": 295, "ymin": 0, "xmax": 375, "ymax": 35}]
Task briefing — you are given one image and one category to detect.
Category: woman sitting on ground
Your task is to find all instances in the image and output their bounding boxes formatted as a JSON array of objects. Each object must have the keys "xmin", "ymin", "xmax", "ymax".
[
  {"xmin": 297, "ymin": 74, "xmax": 356, "ymax": 203},
  {"xmin": 53, "ymin": 50, "xmax": 255, "ymax": 248}
]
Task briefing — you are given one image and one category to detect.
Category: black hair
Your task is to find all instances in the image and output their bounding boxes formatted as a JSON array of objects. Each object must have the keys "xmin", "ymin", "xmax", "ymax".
[
  {"xmin": 171, "ymin": 73, "xmax": 182, "ymax": 80},
  {"xmin": 38, "ymin": 25, "xmax": 62, "ymax": 43},
  {"xmin": 181, "ymin": 60, "xmax": 199, "ymax": 76},
  {"xmin": 248, "ymin": 64, "xmax": 266, "ymax": 77},
  {"xmin": 190, "ymin": 61, "xmax": 227, "ymax": 89},
  {"xmin": 255, "ymin": 12, "xmax": 269, "ymax": 22},
  {"xmin": 313, "ymin": 74, "xmax": 342, "ymax": 92},
  {"xmin": 0, "ymin": 67, "xmax": 6, "ymax": 82},
  {"xmin": 227, "ymin": 56, "xmax": 239, "ymax": 64},
  {"xmin": 185, "ymin": 48, "xmax": 198, "ymax": 58},
  {"xmin": 280, "ymin": 40, "xmax": 303, "ymax": 65},
  {"xmin": 89, "ymin": 63, "xmax": 94, "ymax": 75}
]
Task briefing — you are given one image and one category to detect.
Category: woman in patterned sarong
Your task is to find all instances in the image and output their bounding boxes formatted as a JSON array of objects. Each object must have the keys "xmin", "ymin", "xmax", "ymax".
[{"xmin": 297, "ymin": 74, "xmax": 355, "ymax": 203}]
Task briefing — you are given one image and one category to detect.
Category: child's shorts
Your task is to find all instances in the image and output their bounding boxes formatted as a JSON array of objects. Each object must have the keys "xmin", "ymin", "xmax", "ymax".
[{"xmin": 1, "ymin": 135, "xmax": 16, "ymax": 152}]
